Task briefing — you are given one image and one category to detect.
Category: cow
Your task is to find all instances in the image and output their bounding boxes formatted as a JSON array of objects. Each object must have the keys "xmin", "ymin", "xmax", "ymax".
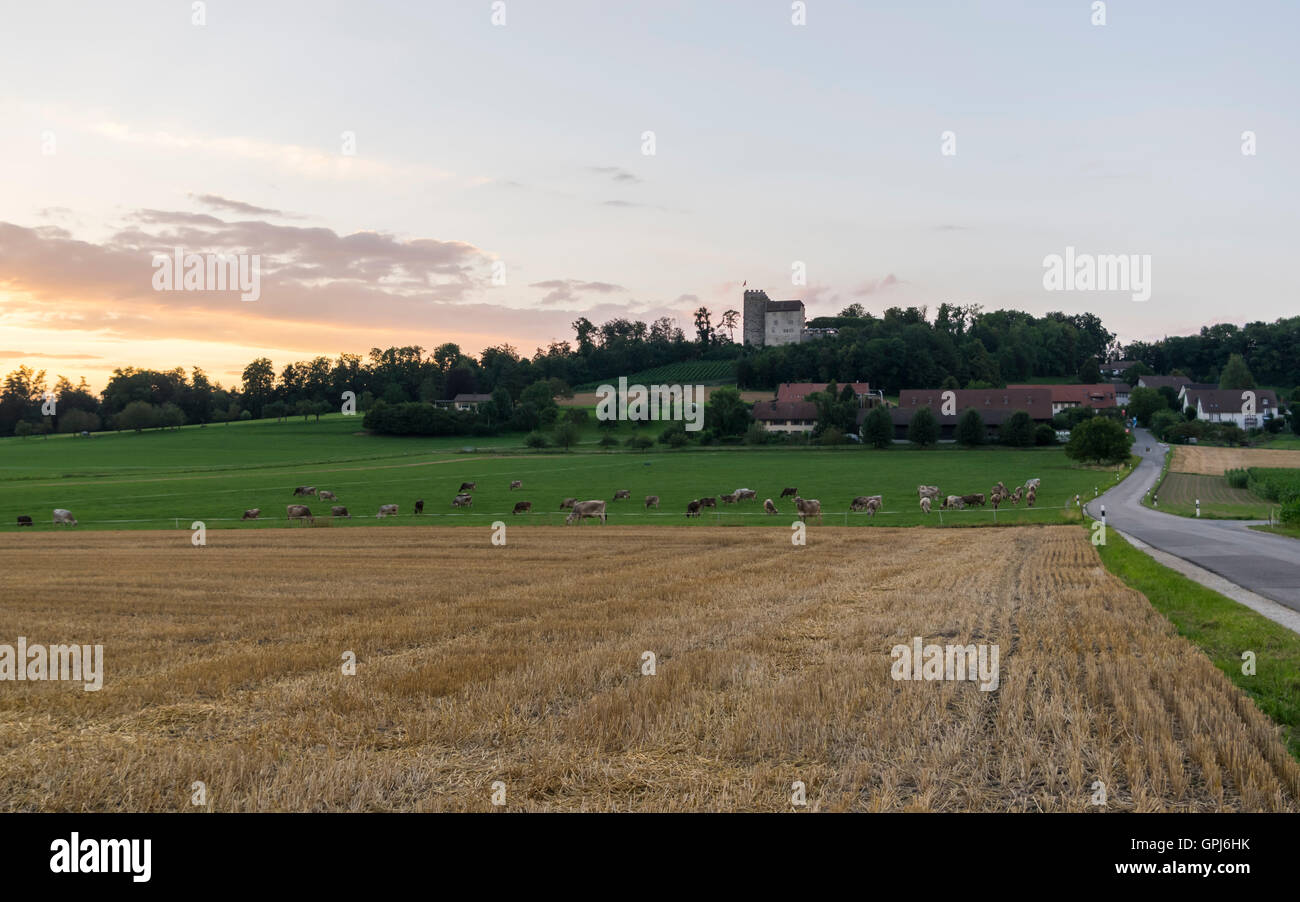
[
  {"xmin": 700, "ymin": 497, "xmax": 716, "ymax": 508},
  {"xmin": 1026, "ymin": 490, "xmax": 1036, "ymax": 508},
  {"xmin": 613, "ymin": 489, "xmax": 631, "ymax": 500},
  {"xmin": 566, "ymin": 500, "xmax": 607, "ymax": 525},
  {"xmin": 377, "ymin": 504, "xmax": 399, "ymax": 517},
  {"xmin": 941, "ymin": 495, "xmax": 964, "ymax": 510},
  {"xmin": 16, "ymin": 515, "xmax": 33, "ymax": 527},
  {"xmin": 919, "ymin": 497, "xmax": 931, "ymax": 514},
  {"xmin": 452, "ymin": 494, "xmax": 472, "ymax": 508},
  {"xmin": 458, "ymin": 482, "xmax": 476, "ymax": 493},
  {"xmin": 52, "ymin": 509, "xmax": 77, "ymax": 526},
  {"xmin": 414, "ymin": 499, "xmax": 424, "ymax": 515},
  {"xmin": 720, "ymin": 493, "xmax": 739, "ymax": 504},
  {"xmin": 318, "ymin": 490, "xmax": 337, "ymax": 501},
  {"xmin": 960, "ymin": 493, "xmax": 985, "ymax": 507},
  {"xmin": 1010, "ymin": 488, "xmax": 1023, "ymax": 505},
  {"xmin": 764, "ymin": 498, "xmax": 779, "ymax": 515},
  {"xmin": 645, "ymin": 495, "xmax": 660, "ymax": 509},
  {"xmin": 510, "ymin": 480, "xmax": 522, "ymax": 490},
  {"xmin": 240, "ymin": 509, "xmax": 260, "ymax": 520},
  {"xmin": 850, "ymin": 494, "xmax": 882, "ymax": 513},
  {"xmin": 794, "ymin": 497, "xmax": 822, "ymax": 522},
  {"xmin": 293, "ymin": 486, "xmax": 317, "ymax": 497},
  {"xmin": 331, "ymin": 505, "xmax": 351, "ymax": 518},
  {"xmin": 992, "ymin": 481, "xmax": 1008, "ymax": 496},
  {"xmin": 780, "ymin": 487, "xmax": 798, "ymax": 498},
  {"xmin": 917, "ymin": 485, "xmax": 941, "ymax": 500},
  {"xmin": 286, "ymin": 504, "xmax": 313, "ymax": 522},
  {"xmin": 512, "ymin": 501, "xmax": 532, "ymax": 514},
  {"xmin": 734, "ymin": 488, "xmax": 757, "ymax": 501},
  {"xmin": 1025, "ymin": 478, "xmax": 1041, "ymax": 491},
  {"xmin": 685, "ymin": 499, "xmax": 703, "ymax": 518},
  {"xmin": 990, "ymin": 494, "xmax": 1002, "ymax": 510},
  {"xmin": 560, "ymin": 497, "xmax": 577, "ymax": 510}
]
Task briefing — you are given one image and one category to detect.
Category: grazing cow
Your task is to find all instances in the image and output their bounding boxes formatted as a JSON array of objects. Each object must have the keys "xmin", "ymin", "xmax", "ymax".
[
  {"xmin": 794, "ymin": 497, "xmax": 822, "ymax": 522},
  {"xmin": 1025, "ymin": 478, "xmax": 1041, "ymax": 491},
  {"xmin": 241, "ymin": 509, "xmax": 260, "ymax": 520},
  {"xmin": 52, "ymin": 509, "xmax": 77, "ymax": 526},
  {"xmin": 780, "ymin": 487, "xmax": 798, "ymax": 498},
  {"xmin": 318, "ymin": 490, "xmax": 337, "ymax": 501},
  {"xmin": 992, "ymin": 481, "xmax": 1008, "ymax": 496},
  {"xmin": 764, "ymin": 498, "xmax": 779, "ymax": 515},
  {"xmin": 293, "ymin": 486, "xmax": 317, "ymax": 497},
  {"xmin": 560, "ymin": 497, "xmax": 577, "ymax": 510},
  {"xmin": 512, "ymin": 501, "xmax": 532, "ymax": 514},
  {"xmin": 865, "ymin": 497, "xmax": 882, "ymax": 516},
  {"xmin": 1010, "ymin": 489, "xmax": 1023, "ymax": 505},
  {"xmin": 990, "ymin": 494, "xmax": 1001, "ymax": 510},
  {"xmin": 458, "ymin": 482, "xmax": 476, "ymax": 493},
  {"xmin": 734, "ymin": 488, "xmax": 757, "ymax": 501},
  {"xmin": 942, "ymin": 495, "xmax": 964, "ymax": 510},
  {"xmin": 919, "ymin": 497, "xmax": 931, "ymax": 514},
  {"xmin": 1026, "ymin": 491, "xmax": 1036, "ymax": 508},
  {"xmin": 510, "ymin": 480, "xmax": 522, "ymax": 490},
  {"xmin": 645, "ymin": 495, "xmax": 660, "ymax": 509},
  {"xmin": 17, "ymin": 515, "xmax": 33, "ymax": 527},
  {"xmin": 685, "ymin": 499, "xmax": 702, "ymax": 518},
  {"xmin": 720, "ymin": 493, "xmax": 739, "ymax": 504},
  {"xmin": 917, "ymin": 485, "xmax": 941, "ymax": 500},
  {"xmin": 452, "ymin": 494, "xmax": 472, "ymax": 508},
  {"xmin": 331, "ymin": 506, "xmax": 351, "ymax": 518},
  {"xmin": 414, "ymin": 499, "xmax": 424, "ymax": 515},
  {"xmin": 960, "ymin": 493, "xmax": 985, "ymax": 507},
  {"xmin": 566, "ymin": 500, "xmax": 607, "ymax": 525},
  {"xmin": 700, "ymin": 497, "xmax": 716, "ymax": 508},
  {"xmin": 286, "ymin": 504, "xmax": 313, "ymax": 522},
  {"xmin": 850, "ymin": 494, "xmax": 883, "ymax": 513},
  {"xmin": 377, "ymin": 504, "xmax": 399, "ymax": 517},
  {"xmin": 613, "ymin": 489, "xmax": 631, "ymax": 500}
]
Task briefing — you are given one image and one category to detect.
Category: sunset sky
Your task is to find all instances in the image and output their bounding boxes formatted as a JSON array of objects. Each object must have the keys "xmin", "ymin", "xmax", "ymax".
[{"xmin": 2, "ymin": 0, "xmax": 1297, "ymax": 391}]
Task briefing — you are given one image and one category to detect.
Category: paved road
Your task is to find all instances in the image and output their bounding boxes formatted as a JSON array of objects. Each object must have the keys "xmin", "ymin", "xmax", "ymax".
[{"xmin": 1085, "ymin": 428, "xmax": 1300, "ymax": 613}]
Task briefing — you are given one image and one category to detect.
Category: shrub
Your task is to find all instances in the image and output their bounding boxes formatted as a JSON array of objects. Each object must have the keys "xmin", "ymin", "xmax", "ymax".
[
  {"xmin": 956, "ymin": 408, "xmax": 985, "ymax": 447},
  {"xmin": 907, "ymin": 407, "xmax": 938, "ymax": 447},
  {"xmin": 1000, "ymin": 410, "xmax": 1036, "ymax": 447},
  {"xmin": 525, "ymin": 432, "xmax": 549, "ymax": 449},
  {"xmin": 744, "ymin": 423, "xmax": 770, "ymax": 445},
  {"xmin": 597, "ymin": 434, "xmax": 619, "ymax": 448},
  {"xmin": 1225, "ymin": 468, "xmax": 1249, "ymax": 489},
  {"xmin": 818, "ymin": 427, "xmax": 846, "ymax": 446},
  {"xmin": 625, "ymin": 435, "xmax": 653, "ymax": 451},
  {"xmin": 1064, "ymin": 416, "xmax": 1131, "ymax": 464},
  {"xmin": 1280, "ymin": 501, "xmax": 1300, "ymax": 527},
  {"xmin": 1034, "ymin": 423, "xmax": 1057, "ymax": 445}
]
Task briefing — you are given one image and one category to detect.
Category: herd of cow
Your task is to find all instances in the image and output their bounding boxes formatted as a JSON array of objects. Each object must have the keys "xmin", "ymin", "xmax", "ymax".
[
  {"xmin": 16, "ymin": 476, "xmax": 1042, "ymax": 528},
  {"xmin": 915, "ymin": 478, "xmax": 1041, "ymax": 514}
]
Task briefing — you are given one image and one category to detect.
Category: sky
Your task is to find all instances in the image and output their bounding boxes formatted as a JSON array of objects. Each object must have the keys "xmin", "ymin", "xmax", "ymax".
[{"xmin": 1, "ymin": 0, "xmax": 1297, "ymax": 391}]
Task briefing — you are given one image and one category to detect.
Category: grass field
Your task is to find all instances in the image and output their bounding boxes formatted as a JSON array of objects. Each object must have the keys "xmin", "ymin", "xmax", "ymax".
[
  {"xmin": 1153, "ymin": 472, "xmax": 1272, "ymax": 519},
  {"xmin": 572, "ymin": 360, "xmax": 738, "ymax": 391},
  {"xmin": 2, "ymin": 525, "xmax": 1295, "ymax": 812},
  {"xmin": 0, "ymin": 414, "xmax": 1122, "ymax": 531}
]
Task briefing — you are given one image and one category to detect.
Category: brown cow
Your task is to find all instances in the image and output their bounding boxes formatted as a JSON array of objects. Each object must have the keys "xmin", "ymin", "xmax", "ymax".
[
  {"xmin": 377, "ymin": 503, "xmax": 399, "ymax": 517},
  {"xmin": 764, "ymin": 498, "xmax": 779, "ymax": 515},
  {"xmin": 458, "ymin": 482, "xmax": 476, "ymax": 492},
  {"xmin": 645, "ymin": 495, "xmax": 659, "ymax": 509},
  {"xmin": 451, "ymin": 494, "xmax": 472, "ymax": 508},
  {"xmin": 286, "ymin": 504, "xmax": 313, "ymax": 522},
  {"xmin": 794, "ymin": 497, "xmax": 822, "ymax": 522},
  {"xmin": 685, "ymin": 499, "xmax": 702, "ymax": 518},
  {"xmin": 917, "ymin": 485, "xmax": 941, "ymax": 500},
  {"xmin": 565, "ymin": 500, "xmax": 607, "ymax": 525},
  {"xmin": 560, "ymin": 497, "xmax": 577, "ymax": 510},
  {"xmin": 850, "ymin": 494, "xmax": 882, "ymax": 513},
  {"xmin": 510, "ymin": 480, "xmax": 522, "ymax": 490},
  {"xmin": 331, "ymin": 506, "xmax": 351, "ymax": 518},
  {"xmin": 414, "ymin": 499, "xmax": 424, "ymax": 515},
  {"xmin": 720, "ymin": 493, "xmax": 739, "ymax": 504},
  {"xmin": 293, "ymin": 486, "xmax": 316, "ymax": 497},
  {"xmin": 780, "ymin": 487, "xmax": 798, "ymax": 498},
  {"xmin": 512, "ymin": 501, "xmax": 532, "ymax": 514},
  {"xmin": 240, "ymin": 509, "xmax": 260, "ymax": 520},
  {"xmin": 961, "ymin": 493, "xmax": 985, "ymax": 507},
  {"xmin": 613, "ymin": 489, "xmax": 631, "ymax": 500},
  {"xmin": 317, "ymin": 490, "xmax": 337, "ymax": 501},
  {"xmin": 919, "ymin": 497, "xmax": 931, "ymax": 514},
  {"xmin": 700, "ymin": 497, "xmax": 717, "ymax": 508},
  {"xmin": 734, "ymin": 488, "xmax": 757, "ymax": 501}
]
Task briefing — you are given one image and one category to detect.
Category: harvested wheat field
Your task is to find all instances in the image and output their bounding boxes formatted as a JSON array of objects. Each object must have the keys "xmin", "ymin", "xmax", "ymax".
[
  {"xmin": 0, "ymin": 526, "xmax": 1296, "ymax": 812},
  {"xmin": 1172, "ymin": 444, "xmax": 1300, "ymax": 475}
]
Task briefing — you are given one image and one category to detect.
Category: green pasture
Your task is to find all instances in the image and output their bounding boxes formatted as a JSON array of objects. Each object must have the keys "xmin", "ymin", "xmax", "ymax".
[{"xmin": 0, "ymin": 414, "xmax": 1126, "ymax": 531}]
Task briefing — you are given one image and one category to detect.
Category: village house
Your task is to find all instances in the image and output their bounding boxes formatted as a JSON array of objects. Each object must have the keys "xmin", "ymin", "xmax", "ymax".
[
  {"xmin": 1006, "ymin": 383, "xmax": 1117, "ymax": 415},
  {"xmin": 1181, "ymin": 387, "xmax": 1279, "ymax": 428},
  {"xmin": 753, "ymin": 382, "xmax": 878, "ymax": 433},
  {"xmin": 890, "ymin": 388, "xmax": 1054, "ymax": 441}
]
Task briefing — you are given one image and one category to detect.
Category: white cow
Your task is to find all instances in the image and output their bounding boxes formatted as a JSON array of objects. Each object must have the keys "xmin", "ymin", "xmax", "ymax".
[
  {"xmin": 376, "ymin": 504, "xmax": 399, "ymax": 518},
  {"xmin": 52, "ymin": 509, "xmax": 77, "ymax": 526}
]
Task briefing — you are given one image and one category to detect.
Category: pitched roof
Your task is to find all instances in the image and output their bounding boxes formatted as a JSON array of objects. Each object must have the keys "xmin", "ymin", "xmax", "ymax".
[
  {"xmin": 894, "ymin": 388, "xmax": 1054, "ymax": 424},
  {"xmin": 452, "ymin": 393, "xmax": 492, "ymax": 402},
  {"xmin": 1185, "ymin": 388, "xmax": 1279, "ymax": 413},
  {"xmin": 753, "ymin": 400, "xmax": 818, "ymax": 421},
  {"xmin": 1136, "ymin": 375, "xmax": 1191, "ymax": 390},
  {"xmin": 766, "ymin": 299, "xmax": 805, "ymax": 312},
  {"xmin": 775, "ymin": 382, "xmax": 871, "ymax": 402},
  {"xmin": 1006, "ymin": 383, "xmax": 1116, "ymax": 408}
]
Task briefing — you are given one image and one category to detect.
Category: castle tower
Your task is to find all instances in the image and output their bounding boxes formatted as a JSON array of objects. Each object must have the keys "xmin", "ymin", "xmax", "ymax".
[{"xmin": 743, "ymin": 289, "xmax": 769, "ymax": 347}]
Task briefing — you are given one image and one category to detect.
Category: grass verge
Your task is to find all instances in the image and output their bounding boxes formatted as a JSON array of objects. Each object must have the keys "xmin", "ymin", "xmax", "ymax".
[{"xmin": 1095, "ymin": 529, "xmax": 1300, "ymax": 761}]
